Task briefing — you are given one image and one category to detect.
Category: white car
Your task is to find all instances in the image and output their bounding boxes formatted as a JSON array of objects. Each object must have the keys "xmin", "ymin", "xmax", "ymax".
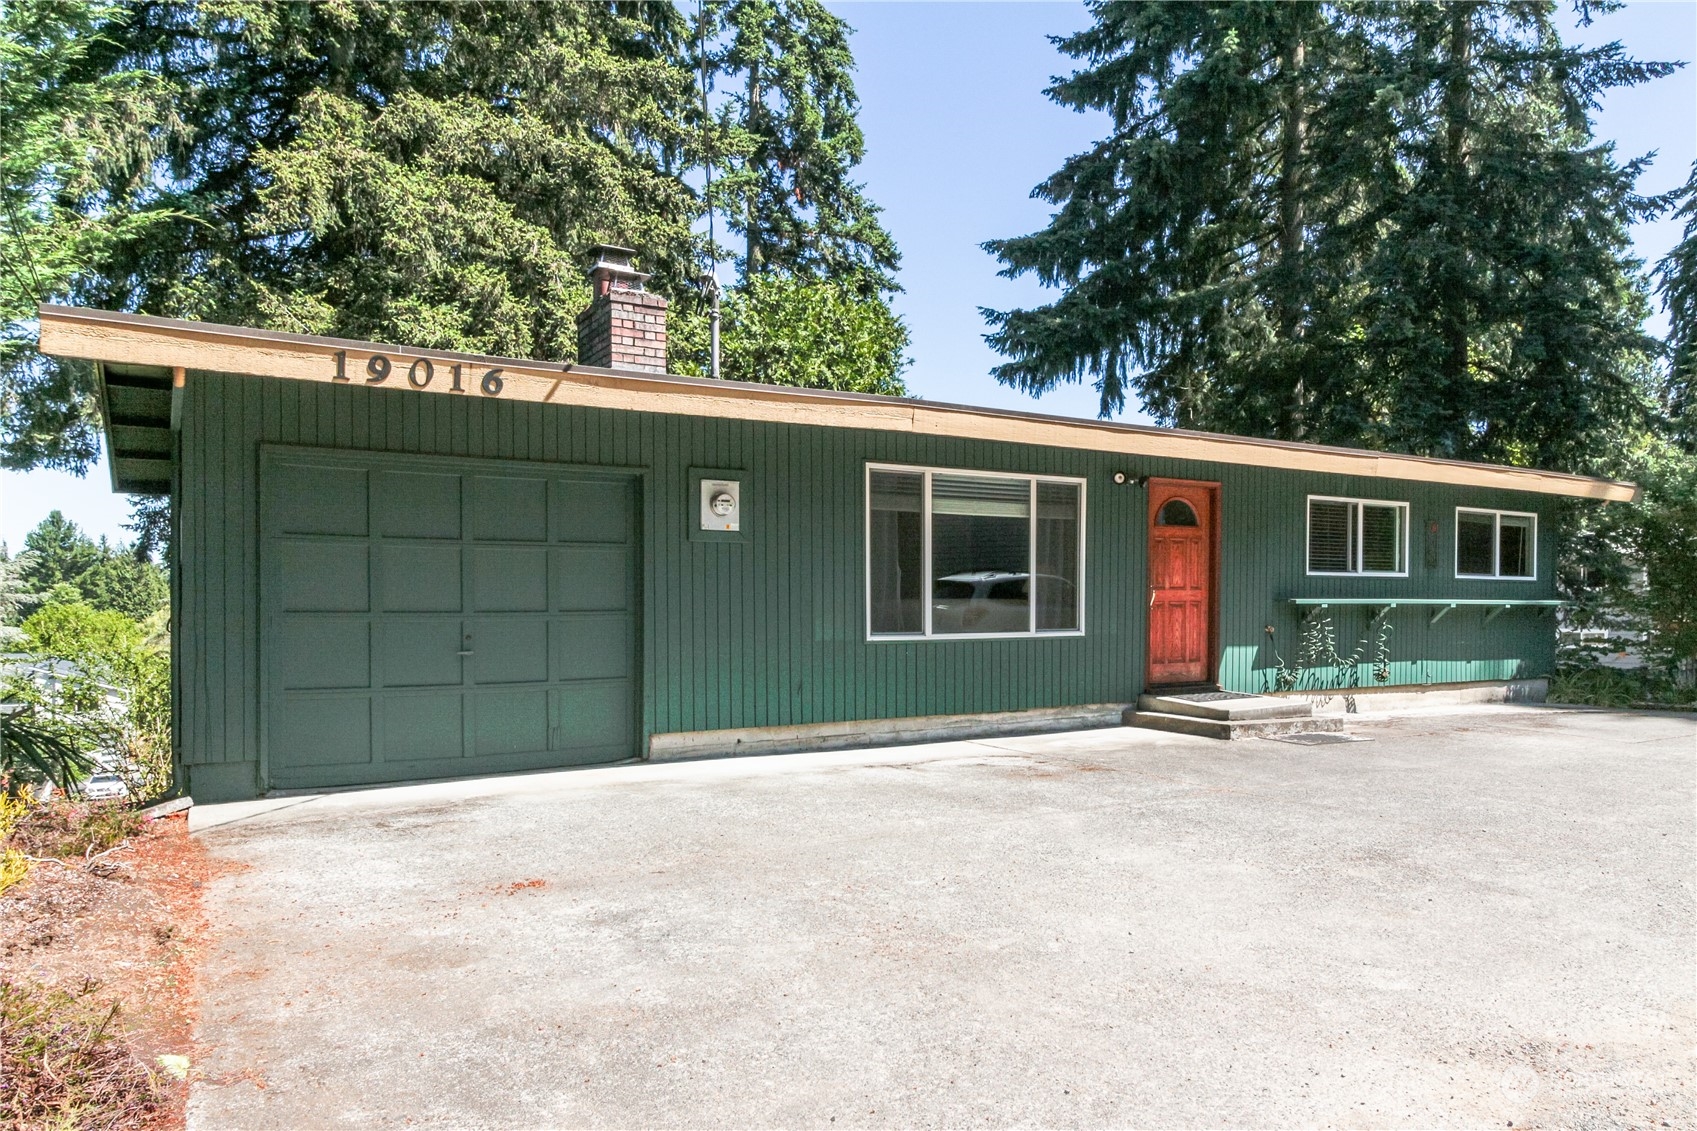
[
  {"xmin": 931, "ymin": 571, "xmax": 1075, "ymax": 634},
  {"xmin": 81, "ymin": 771, "xmax": 130, "ymax": 801}
]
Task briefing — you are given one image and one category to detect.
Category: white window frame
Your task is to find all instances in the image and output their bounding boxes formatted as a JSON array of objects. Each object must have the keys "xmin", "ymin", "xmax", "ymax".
[
  {"xmin": 1455, "ymin": 507, "xmax": 1538, "ymax": 580},
  {"xmin": 864, "ymin": 462, "xmax": 1087, "ymax": 641},
  {"xmin": 1305, "ymin": 495, "xmax": 1411, "ymax": 577}
]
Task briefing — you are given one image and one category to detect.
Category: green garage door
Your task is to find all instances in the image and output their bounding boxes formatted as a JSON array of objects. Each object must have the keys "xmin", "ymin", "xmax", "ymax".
[{"xmin": 260, "ymin": 447, "xmax": 639, "ymax": 791}]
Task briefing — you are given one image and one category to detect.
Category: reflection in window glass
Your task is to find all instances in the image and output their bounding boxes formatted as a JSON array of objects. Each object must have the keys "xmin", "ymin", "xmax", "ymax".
[
  {"xmin": 1036, "ymin": 482, "xmax": 1081, "ymax": 630},
  {"xmin": 1457, "ymin": 511, "xmax": 1497, "ymax": 576},
  {"xmin": 931, "ymin": 475, "xmax": 1030, "ymax": 634},
  {"xmin": 1361, "ymin": 505, "xmax": 1402, "ymax": 573},
  {"xmin": 1309, "ymin": 497, "xmax": 1406, "ymax": 574},
  {"xmin": 1308, "ymin": 500, "xmax": 1355, "ymax": 573},
  {"xmin": 1156, "ymin": 499, "xmax": 1198, "ymax": 526},
  {"xmin": 868, "ymin": 471, "xmax": 923, "ymax": 634},
  {"xmin": 1499, "ymin": 514, "xmax": 1533, "ymax": 578},
  {"xmin": 868, "ymin": 468, "xmax": 1085, "ymax": 638}
]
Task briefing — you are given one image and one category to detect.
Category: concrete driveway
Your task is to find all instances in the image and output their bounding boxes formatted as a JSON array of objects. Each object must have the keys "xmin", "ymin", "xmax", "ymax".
[{"xmin": 186, "ymin": 707, "xmax": 1695, "ymax": 1128}]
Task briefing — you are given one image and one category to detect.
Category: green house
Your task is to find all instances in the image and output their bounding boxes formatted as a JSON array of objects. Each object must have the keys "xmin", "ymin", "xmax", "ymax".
[{"xmin": 38, "ymin": 259, "xmax": 1635, "ymax": 802}]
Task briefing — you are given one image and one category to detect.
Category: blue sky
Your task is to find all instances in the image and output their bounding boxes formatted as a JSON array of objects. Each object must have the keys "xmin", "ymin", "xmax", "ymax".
[{"xmin": 3, "ymin": 0, "xmax": 1693, "ymax": 551}]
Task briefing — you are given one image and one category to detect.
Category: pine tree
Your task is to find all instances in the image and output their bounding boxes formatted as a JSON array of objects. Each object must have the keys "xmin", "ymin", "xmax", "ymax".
[
  {"xmin": 90, "ymin": 1, "xmax": 706, "ymax": 357},
  {"xmin": 0, "ymin": 0, "xmax": 178, "ymax": 471},
  {"xmin": 1349, "ymin": 0, "xmax": 1669, "ymax": 471},
  {"xmin": 985, "ymin": 0, "xmax": 1673, "ymax": 475},
  {"xmin": 983, "ymin": 1, "xmax": 1378, "ymax": 428},
  {"xmin": 702, "ymin": 0, "xmax": 899, "ymax": 296},
  {"xmin": 4, "ymin": 0, "xmax": 910, "ymax": 471},
  {"xmin": 19, "ymin": 510, "xmax": 100, "ymax": 592},
  {"xmin": 1656, "ymin": 161, "xmax": 1697, "ymax": 446}
]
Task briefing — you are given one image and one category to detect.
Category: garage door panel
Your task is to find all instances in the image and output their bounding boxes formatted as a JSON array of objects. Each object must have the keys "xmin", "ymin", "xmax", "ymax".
[
  {"xmin": 272, "ymin": 696, "xmax": 372, "ymax": 766},
  {"xmin": 473, "ymin": 547, "xmax": 548, "ymax": 611},
  {"xmin": 555, "ymin": 682, "xmax": 635, "ymax": 751},
  {"xmin": 381, "ymin": 694, "xmax": 464, "ymax": 761},
  {"xmin": 472, "ymin": 476, "xmax": 548, "ymax": 541},
  {"xmin": 377, "ymin": 620, "xmax": 464, "ymax": 687},
  {"xmin": 265, "ymin": 450, "xmax": 638, "ymax": 790},
  {"xmin": 374, "ymin": 472, "xmax": 460, "ymax": 539},
  {"xmin": 379, "ymin": 544, "xmax": 462, "ymax": 612},
  {"xmin": 473, "ymin": 690, "xmax": 549, "ymax": 756},
  {"xmin": 470, "ymin": 618, "xmax": 548, "ymax": 685},
  {"xmin": 556, "ymin": 479, "xmax": 632, "ymax": 543},
  {"xmin": 276, "ymin": 542, "xmax": 369, "ymax": 611},
  {"xmin": 275, "ymin": 619, "xmax": 369, "ymax": 690},
  {"xmin": 554, "ymin": 614, "xmax": 635, "ymax": 681},
  {"xmin": 271, "ymin": 464, "xmax": 369, "ymax": 536},
  {"xmin": 555, "ymin": 546, "xmax": 630, "ymax": 611}
]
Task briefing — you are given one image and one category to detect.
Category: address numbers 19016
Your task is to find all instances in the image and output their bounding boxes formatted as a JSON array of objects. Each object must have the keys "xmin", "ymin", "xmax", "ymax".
[{"xmin": 332, "ymin": 350, "xmax": 504, "ymax": 396}]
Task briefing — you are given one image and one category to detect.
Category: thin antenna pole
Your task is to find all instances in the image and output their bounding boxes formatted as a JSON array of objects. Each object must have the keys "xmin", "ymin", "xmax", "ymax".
[{"xmin": 699, "ymin": 0, "xmax": 722, "ymax": 381}]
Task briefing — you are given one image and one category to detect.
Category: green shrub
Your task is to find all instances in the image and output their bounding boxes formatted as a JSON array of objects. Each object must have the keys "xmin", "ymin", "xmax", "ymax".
[{"xmin": 1548, "ymin": 663, "xmax": 1697, "ymax": 709}]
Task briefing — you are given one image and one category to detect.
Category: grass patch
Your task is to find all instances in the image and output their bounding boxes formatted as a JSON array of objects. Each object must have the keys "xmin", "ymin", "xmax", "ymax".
[{"xmin": 0, "ymin": 977, "xmax": 163, "ymax": 1130}]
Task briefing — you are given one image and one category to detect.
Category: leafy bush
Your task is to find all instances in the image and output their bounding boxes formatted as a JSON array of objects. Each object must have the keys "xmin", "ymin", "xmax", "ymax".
[
  {"xmin": 0, "ymin": 705, "xmax": 96, "ymax": 789},
  {"xmin": 1561, "ymin": 439, "xmax": 1697, "ymax": 688},
  {"xmin": 6, "ymin": 594, "xmax": 172, "ymax": 801},
  {"xmin": 0, "ymin": 978, "xmax": 164, "ymax": 1131},
  {"xmin": 1548, "ymin": 663, "xmax": 1697, "ymax": 709},
  {"xmin": 1, "ymin": 787, "xmax": 30, "ymax": 894}
]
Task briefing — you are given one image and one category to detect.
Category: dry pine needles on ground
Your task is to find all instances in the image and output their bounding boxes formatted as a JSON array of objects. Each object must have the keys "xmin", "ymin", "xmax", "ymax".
[{"xmin": 2, "ymin": 804, "xmax": 212, "ymax": 1130}]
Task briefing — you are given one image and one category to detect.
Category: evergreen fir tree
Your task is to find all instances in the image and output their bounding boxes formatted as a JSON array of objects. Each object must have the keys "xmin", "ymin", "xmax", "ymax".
[
  {"xmin": 1349, "ymin": 0, "xmax": 1669, "ymax": 471},
  {"xmin": 1656, "ymin": 160, "xmax": 1697, "ymax": 446},
  {"xmin": 986, "ymin": 0, "xmax": 1674, "ymax": 476},
  {"xmin": 983, "ymin": 0, "xmax": 1378, "ymax": 429},
  {"xmin": 0, "ymin": 0, "xmax": 179, "ymax": 471},
  {"xmin": 19, "ymin": 510, "xmax": 100, "ymax": 592},
  {"xmin": 702, "ymin": 0, "xmax": 899, "ymax": 296}
]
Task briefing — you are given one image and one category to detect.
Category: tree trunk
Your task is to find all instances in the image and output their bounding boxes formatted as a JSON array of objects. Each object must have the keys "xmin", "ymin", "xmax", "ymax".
[
  {"xmin": 745, "ymin": 57, "xmax": 762, "ymax": 278},
  {"xmin": 1279, "ymin": 29, "xmax": 1309, "ymax": 438},
  {"xmin": 1440, "ymin": 2, "xmax": 1474, "ymax": 405}
]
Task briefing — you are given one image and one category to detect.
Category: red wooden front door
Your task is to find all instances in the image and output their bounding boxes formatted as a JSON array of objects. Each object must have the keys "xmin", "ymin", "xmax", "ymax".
[{"xmin": 1146, "ymin": 480, "xmax": 1216, "ymax": 686}]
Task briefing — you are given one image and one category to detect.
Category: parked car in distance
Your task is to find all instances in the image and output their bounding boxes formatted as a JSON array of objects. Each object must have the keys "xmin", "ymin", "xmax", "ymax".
[
  {"xmin": 931, "ymin": 571, "xmax": 1075, "ymax": 634},
  {"xmin": 81, "ymin": 771, "xmax": 130, "ymax": 801}
]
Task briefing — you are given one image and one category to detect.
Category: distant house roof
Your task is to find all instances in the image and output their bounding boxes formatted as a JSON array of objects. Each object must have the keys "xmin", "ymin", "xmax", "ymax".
[{"xmin": 37, "ymin": 303, "xmax": 1638, "ymax": 502}]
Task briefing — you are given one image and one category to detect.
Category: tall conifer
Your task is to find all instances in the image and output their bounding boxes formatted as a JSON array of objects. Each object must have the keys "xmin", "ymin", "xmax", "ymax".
[
  {"xmin": 702, "ymin": 0, "xmax": 899, "ymax": 295},
  {"xmin": 986, "ymin": 0, "xmax": 1674, "ymax": 475}
]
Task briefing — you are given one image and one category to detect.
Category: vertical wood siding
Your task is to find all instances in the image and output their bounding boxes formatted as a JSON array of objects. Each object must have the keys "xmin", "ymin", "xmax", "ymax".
[{"xmin": 175, "ymin": 374, "xmax": 1560, "ymax": 779}]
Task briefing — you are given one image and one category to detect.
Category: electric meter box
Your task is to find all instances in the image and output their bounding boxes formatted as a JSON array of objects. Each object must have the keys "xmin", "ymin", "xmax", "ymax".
[{"xmin": 690, "ymin": 468, "xmax": 746, "ymax": 542}]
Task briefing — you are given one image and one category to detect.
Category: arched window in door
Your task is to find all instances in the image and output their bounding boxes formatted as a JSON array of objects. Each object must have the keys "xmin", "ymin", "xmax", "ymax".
[{"xmin": 1156, "ymin": 498, "xmax": 1199, "ymax": 527}]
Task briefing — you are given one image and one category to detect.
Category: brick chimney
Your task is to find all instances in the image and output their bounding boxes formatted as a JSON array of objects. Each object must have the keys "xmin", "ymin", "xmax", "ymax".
[{"xmin": 575, "ymin": 244, "xmax": 667, "ymax": 372}]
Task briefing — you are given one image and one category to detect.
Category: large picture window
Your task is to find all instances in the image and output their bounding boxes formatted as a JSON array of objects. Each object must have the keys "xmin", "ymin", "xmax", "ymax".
[
  {"xmin": 867, "ymin": 464, "xmax": 1085, "ymax": 639},
  {"xmin": 1456, "ymin": 508, "xmax": 1537, "ymax": 579},
  {"xmin": 1306, "ymin": 496, "xmax": 1409, "ymax": 576}
]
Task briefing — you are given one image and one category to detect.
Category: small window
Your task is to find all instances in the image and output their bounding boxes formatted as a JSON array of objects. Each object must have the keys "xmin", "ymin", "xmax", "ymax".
[
  {"xmin": 867, "ymin": 465, "xmax": 1085, "ymax": 638},
  {"xmin": 1456, "ymin": 508, "xmax": 1537, "ymax": 579},
  {"xmin": 1306, "ymin": 496, "xmax": 1408, "ymax": 576},
  {"xmin": 1156, "ymin": 499, "xmax": 1199, "ymax": 526}
]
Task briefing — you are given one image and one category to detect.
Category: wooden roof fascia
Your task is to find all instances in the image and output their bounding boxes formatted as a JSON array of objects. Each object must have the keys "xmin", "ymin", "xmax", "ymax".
[{"xmin": 38, "ymin": 304, "xmax": 1640, "ymax": 503}]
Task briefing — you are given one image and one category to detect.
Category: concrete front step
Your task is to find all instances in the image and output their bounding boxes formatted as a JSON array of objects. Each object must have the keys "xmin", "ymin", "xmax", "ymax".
[
  {"xmin": 1137, "ymin": 692, "xmax": 1313, "ymax": 722},
  {"xmin": 1122, "ymin": 708, "xmax": 1346, "ymax": 741}
]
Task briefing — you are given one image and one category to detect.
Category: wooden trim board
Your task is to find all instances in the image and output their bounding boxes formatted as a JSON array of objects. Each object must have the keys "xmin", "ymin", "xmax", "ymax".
[{"xmin": 39, "ymin": 304, "xmax": 1639, "ymax": 502}]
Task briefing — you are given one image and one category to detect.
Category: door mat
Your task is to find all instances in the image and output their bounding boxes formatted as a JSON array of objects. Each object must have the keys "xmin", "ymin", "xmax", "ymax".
[
  {"xmin": 1269, "ymin": 732, "xmax": 1371, "ymax": 745},
  {"xmin": 1166, "ymin": 691, "xmax": 1263, "ymax": 703}
]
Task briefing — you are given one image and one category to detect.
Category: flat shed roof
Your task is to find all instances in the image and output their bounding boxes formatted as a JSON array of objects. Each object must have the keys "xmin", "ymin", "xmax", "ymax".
[{"xmin": 37, "ymin": 304, "xmax": 1637, "ymax": 502}]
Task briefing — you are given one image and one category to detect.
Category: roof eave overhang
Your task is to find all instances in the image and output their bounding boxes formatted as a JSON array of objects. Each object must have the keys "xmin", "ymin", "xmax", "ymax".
[{"xmin": 37, "ymin": 305, "xmax": 1640, "ymax": 504}]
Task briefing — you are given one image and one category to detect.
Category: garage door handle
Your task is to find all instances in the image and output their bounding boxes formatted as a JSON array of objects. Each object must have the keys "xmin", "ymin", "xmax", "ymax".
[{"xmin": 457, "ymin": 650, "xmax": 474, "ymax": 656}]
